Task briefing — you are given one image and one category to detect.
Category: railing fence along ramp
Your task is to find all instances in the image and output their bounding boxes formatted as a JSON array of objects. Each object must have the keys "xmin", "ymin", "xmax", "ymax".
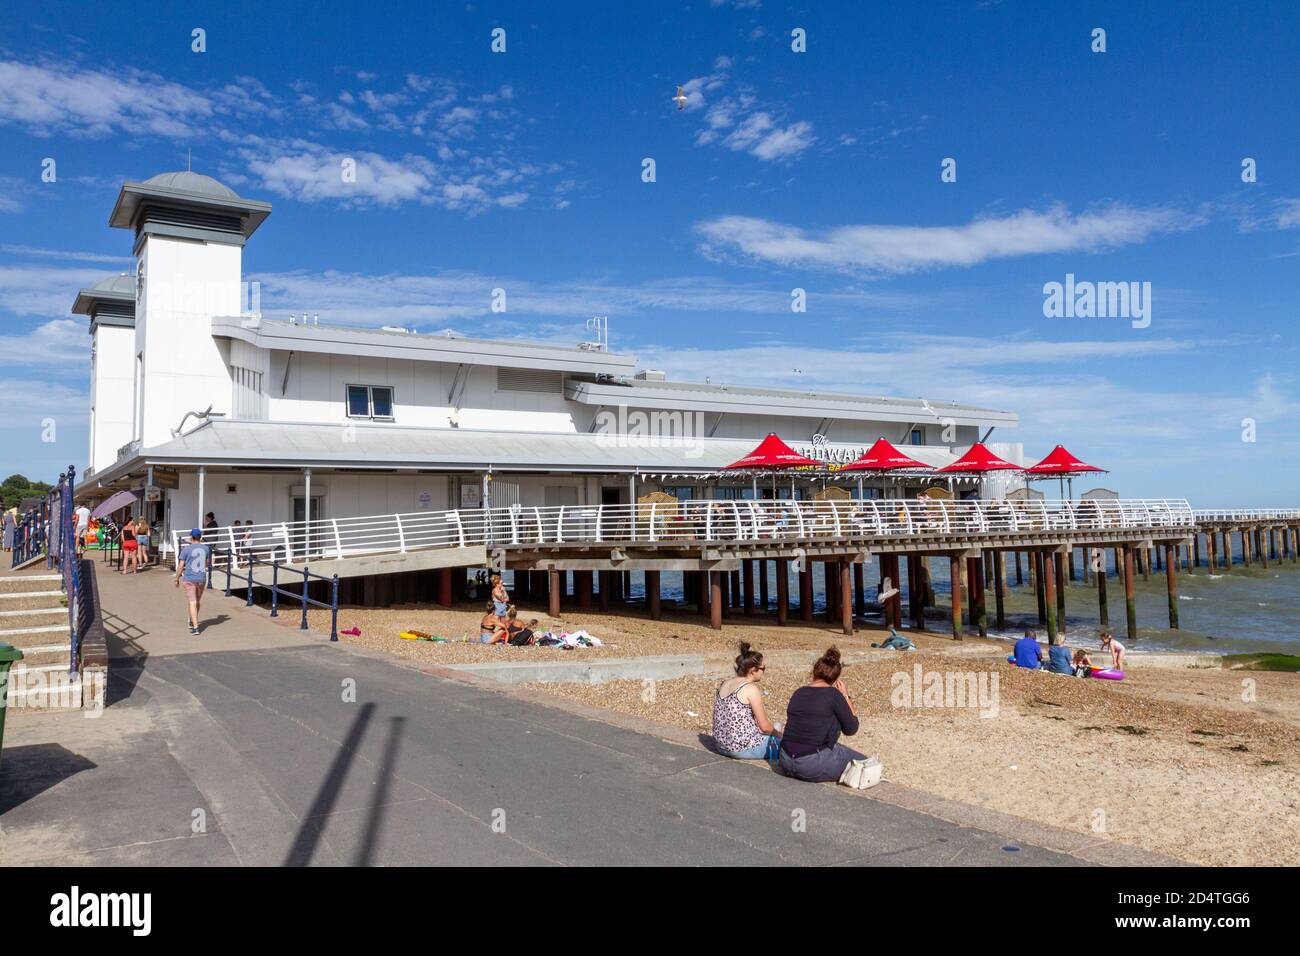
[{"xmin": 174, "ymin": 498, "xmax": 1197, "ymax": 580}]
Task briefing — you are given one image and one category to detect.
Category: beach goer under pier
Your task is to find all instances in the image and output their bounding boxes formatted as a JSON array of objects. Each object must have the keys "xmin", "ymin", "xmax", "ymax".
[
  {"xmin": 1046, "ymin": 636, "xmax": 1074, "ymax": 675},
  {"xmin": 1011, "ymin": 629, "xmax": 1043, "ymax": 669},
  {"xmin": 711, "ymin": 642, "xmax": 781, "ymax": 760},
  {"xmin": 1100, "ymin": 631, "xmax": 1126, "ymax": 670},
  {"xmin": 776, "ymin": 647, "xmax": 865, "ymax": 782},
  {"xmin": 479, "ymin": 601, "xmax": 508, "ymax": 644}
]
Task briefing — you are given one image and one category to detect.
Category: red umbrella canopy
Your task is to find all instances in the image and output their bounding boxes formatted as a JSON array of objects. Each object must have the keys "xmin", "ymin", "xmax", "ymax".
[
  {"xmin": 936, "ymin": 442, "xmax": 1022, "ymax": 473},
  {"xmin": 840, "ymin": 437, "xmax": 932, "ymax": 472},
  {"xmin": 723, "ymin": 433, "xmax": 822, "ymax": 470},
  {"xmin": 1024, "ymin": 444, "xmax": 1105, "ymax": 476}
]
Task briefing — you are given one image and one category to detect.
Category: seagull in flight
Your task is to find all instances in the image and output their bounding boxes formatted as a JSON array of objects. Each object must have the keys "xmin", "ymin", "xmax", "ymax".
[{"xmin": 673, "ymin": 85, "xmax": 688, "ymax": 110}]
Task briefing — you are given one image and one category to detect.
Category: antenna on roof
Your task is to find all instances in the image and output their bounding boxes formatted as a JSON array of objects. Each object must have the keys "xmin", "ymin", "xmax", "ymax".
[
  {"xmin": 187, "ymin": 148, "xmax": 192, "ymax": 172},
  {"xmin": 579, "ymin": 315, "xmax": 608, "ymax": 352}
]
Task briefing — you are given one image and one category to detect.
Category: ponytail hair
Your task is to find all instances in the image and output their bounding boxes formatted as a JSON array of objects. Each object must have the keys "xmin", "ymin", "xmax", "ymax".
[
  {"xmin": 734, "ymin": 642, "xmax": 764, "ymax": 676},
  {"xmin": 812, "ymin": 646, "xmax": 843, "ymax": 684}
]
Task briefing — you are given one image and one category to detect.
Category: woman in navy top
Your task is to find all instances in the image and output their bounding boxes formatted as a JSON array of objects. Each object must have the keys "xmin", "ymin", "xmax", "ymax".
[{"xmin": 777, "ymin": 647, "xmax": 866, "ymax": 782}]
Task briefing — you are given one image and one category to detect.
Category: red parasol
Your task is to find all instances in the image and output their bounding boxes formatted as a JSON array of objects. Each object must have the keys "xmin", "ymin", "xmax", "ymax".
[
  {"xmin": 840, "ymin": 437, "xmax": 932, "ymax": 473},
  {"xmin": 723, "ymin": 433, "xmax": 821, "ymax": 470},
  {"xmin": 936, "ymin": 442, "xmax": 1022, "ymax": 473},
  {"xmin": 1024, "ymin": 444, "xmax": 1105, "ymax": 476}
]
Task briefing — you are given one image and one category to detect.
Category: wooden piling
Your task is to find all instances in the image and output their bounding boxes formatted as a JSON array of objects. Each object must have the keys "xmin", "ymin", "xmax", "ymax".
[
  {"xmin": 1014, "ymin": 550, "xmax": 1023, "ymax": 587},
  {"xmin": 1123, "ymin": 545, "xmax": 1138, "ymax": 642},
  {"xmin": 1034, "ymin": 551, "xmax": 1047, "ymax": 624},
  {"xmin": 971, "ymin": 555, "xmax": 987, "ymax": 638},
  {"xmin": 742, "ymin": 559, "xmax": 754, "ymax": 615},
  {"xmin": 758, "ymin": 559, "xmax": 769, "ymax": 611},
  {"xmin": 1054, "ymin": 551, "xmax": 1067, "ymax": 636},
  {"xmin": 994, "ymin": 550, "xmax": 1006, "ymax": 630},
  {"xmin": 840, "ymin": 560, "xmax": 854, "ymax": 636},
  {"xmin": 646, "ymin": 570, "xmax": 662, "ymax": 620},
  {"xmin": 1165, "ymin": 542, "xmax": 1179, "ymax": 629},
  {"xmin": 710, "ymin": 571, "xmax": 723, "ymax": 630},
  {"xmin": 1097, "ymin": 553, "xmax": 1109, "ymax": 626},
  {"xmin": 949, "ymin": 554, "xmax": 963, "ymax": 640},
  {"xmin": 437, "ymin": 567, "xmax": 452, "ymax": 607},
  {"xmin": 909, "ymin": 554, "xmax": 926, "ymax": 631},
  {"xmin": 799, "ymin": 567, "xmax": 813, "ymax": 622},
  {"xmin": 889, "ymin": 555, "xmax": 903, "ymax": 629},
  {"xmin": 1043, "ymin": 551, "xmax": 1058, "ymax": 643},
  {"xmin": 719, "ymin": 570, "xmax": 731, "ymax": 618},
  {"xmin": 853, "ymin": 562, "xmax": 865, "ymax": 618},
  {"xmin": 548, "ymin": 568, "xmax": 561, "ymax": 618},
  {"xmin": 824, "ymin": 561, "xmax": 837, "ymax": 624},
  {"xmin": 597, "ymin": 570, "xmax": 610, "ymax": 612}
]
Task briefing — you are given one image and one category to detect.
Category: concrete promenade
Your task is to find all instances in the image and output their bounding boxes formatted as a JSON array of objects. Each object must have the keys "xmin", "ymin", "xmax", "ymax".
[{"xmin": 0, "ymin": 563, "xmax": 1168, "ymax": 867}]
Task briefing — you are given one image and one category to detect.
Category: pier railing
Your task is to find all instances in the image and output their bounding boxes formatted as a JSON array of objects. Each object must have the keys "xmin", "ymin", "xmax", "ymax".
[
  {"xmin": 170, "ymin": 498, "xmax": 1194, "ymax": 567},
  {"xmin": 1193, "ymin": 509, "xmax": 1300, "ymax": 522}
]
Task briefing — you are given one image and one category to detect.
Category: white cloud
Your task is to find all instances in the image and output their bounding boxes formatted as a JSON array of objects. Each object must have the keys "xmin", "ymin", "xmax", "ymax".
[
  {"xmin": 696, "ymin": 204, "xmax": 1201, "ymax": 276},
  {"xmin": 680, "ymin": 62, "xmax": 815, "ymax": 162},
  {"xmin": 0, "ymin": 265, "xmax": 115, "ymax": 318},
  {"xmin": 0, "ymin": 319, "xmax": 90, "ymax": 366}
]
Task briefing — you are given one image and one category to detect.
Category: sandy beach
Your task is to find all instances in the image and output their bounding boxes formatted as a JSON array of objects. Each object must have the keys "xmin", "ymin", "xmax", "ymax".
[{"xmin": 306, "ymin": 597, "xmax": 1300, "ymax": 866}]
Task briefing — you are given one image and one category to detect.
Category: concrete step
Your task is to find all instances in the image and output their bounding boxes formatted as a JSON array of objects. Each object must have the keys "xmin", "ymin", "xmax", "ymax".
[
  {"xmin": 0, "ymin": 590, "xmax": 64, "ymax": 600},
  {"xmin": 0, "ymin": 624, "xmax": 70, "ymax": 638},
  {"xmin": 5, "ymin": 671, "xmax": 84, "ymax": 712},
  {"xmin": 0, "ymin": 573, "xmax": 61, "ymax": 591},
  {"xmin": 0, "ymin": 595, "xmax": 65, "ymax": 614},
  {"xmin": 8, "ymin": 643, "xmax": 71, "ymax": 666},
  {"xmin": 0, "ymin": 607, "xmax": 66, "ymax": 628}
]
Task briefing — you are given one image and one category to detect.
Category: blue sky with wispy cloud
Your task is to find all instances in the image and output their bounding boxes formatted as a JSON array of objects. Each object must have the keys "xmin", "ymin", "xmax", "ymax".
[{"xmin": 1, "ymin": 0, "xmax": 1297, "ymax": 503}]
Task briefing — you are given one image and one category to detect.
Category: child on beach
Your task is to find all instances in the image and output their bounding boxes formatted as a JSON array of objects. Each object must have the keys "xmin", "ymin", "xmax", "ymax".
[
  {"xmin": 1100, "ymin": 631, "xmax": 1126, "ymax": 670},
  {"xmin": 1071, "ymin": 648, "xmax": 1094, "ymax": 677}
]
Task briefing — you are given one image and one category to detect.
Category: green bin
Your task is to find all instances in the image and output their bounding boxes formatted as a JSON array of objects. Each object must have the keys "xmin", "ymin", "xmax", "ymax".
[{"xmin": 0, "ymin": 642, "xmax": 24, "ymax": 772}]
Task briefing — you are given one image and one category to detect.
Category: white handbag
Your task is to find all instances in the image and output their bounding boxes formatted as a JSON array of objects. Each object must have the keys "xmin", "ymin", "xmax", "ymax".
[{"xmin": 839, "ymin": 756, "xmax": 883, "ymax": 790}]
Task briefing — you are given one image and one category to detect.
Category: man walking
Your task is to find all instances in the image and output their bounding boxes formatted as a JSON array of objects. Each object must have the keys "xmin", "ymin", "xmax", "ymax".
[{"xmin": 174, "ymin": 528, "xmax": 211, "ymax": 635}]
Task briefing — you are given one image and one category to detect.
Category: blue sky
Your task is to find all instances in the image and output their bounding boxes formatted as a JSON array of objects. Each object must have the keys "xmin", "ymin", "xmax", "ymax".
[{"xmin": 1, "ymin": 0, "xmax": 1297, "ymax": 504}]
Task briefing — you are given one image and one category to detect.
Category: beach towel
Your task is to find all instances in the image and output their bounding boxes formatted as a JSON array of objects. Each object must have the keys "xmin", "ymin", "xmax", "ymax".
[{"xmin": 872, "ymin": 628, "xmax": 915, "ymax": 651}]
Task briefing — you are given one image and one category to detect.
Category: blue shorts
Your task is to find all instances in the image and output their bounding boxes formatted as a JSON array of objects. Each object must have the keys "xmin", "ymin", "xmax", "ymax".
[
  {"xmin": 479, "ymin": 632, "xmax": 497, "ymax": 644},
  {"xmin": 719, "ymin": 734, "xmax": 779, "ymax": 760},
  {"xmin": 493, "ymin": 600, "xmax": 509, "ymax": 616}
]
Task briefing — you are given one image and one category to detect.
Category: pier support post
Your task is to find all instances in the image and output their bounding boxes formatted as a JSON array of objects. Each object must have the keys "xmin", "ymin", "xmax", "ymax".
[
  {"xmin": 1123, "ymin": 546, "xmax": 1138, "ymax": 642},
  {"xmin": 854, "ymin": 561, "xmax": 865, "ymax": 618},
  {"xmin": 1258, "ymin": 529, "xmax": 1269, "ymax": 569},
  {"xmin": 1068, "ymin": 549, "xmax": 1077, "ymax": 582},
  {"xmin": 436, "ymin": 567, "xmax": 452, "ymax": 608},
  {"xmin": 971, "ymin": 555, "xmax": 987, "ymax": 638},
  {"xmin": 1097, "ymin": 553, "xmax": 1109, "ymax": 626},
  {"xmin": 1192, "ymin": 532, "xmax": 1201, "ymax": 570},
  {"xmin": 1224, "ymin": 530, "xmax": 1234, "ymax": 569},
  {"xmin": 889, "ymin": 555, "xmax": 903, "ymax": 629},
  {"xmin": 646, "ymin": 570, "xmax": 661, "ymax": 620},
  {"xmin": 776, "ymin": 558, "xmax": 789, "ymax": 625},
  {"xmin": 742, "ymin": 559, "xmax": 754, "ymax": 615},
  {"xmin": 719, "ymin": 570, "xmax": 730, "ymax": 619},
  {"xmin": 1165, "ymin": 543, "xmax": 1179, "ymax": 629},
  {"xmin": 710, "ymin": 571, "xmax": 722, "ymax": 630},
  {"xmin": 799, "ymin": 567, "xmax": 813, "ymax": 621},
  {"xmin": 548, "ymin": 568, "xmax": 561, "ymax": 618},
  {"xmin": 909, "ymin": 554, "xmax": 926, "ymax": 631},
  {"xmin": 1014, "ymin": 551, "xmax": 1023, "ymax": 586},
  {"xmin": 1054, "ymin": 551, "xmax": 1067, "ymax": 636},
  {"xmin": 922, "ymin": 557, "xmax": 935, "ymax": 606},
  {"xmin": 1034, "ymin": 552, "xmax": 1047, "ymax": 624},
  {"xmin": 758, "ymin": 560, "xmax": 769, "ymax": 611},
  {"xmin": 994, "ymin": 550, "xmax": 1006, "ymax": 630},
  {"xmin": 1043, "ymin": 551, "xmax": 1058, "ymax": 644},
  {"xmin": 949, "ymin": 554, "xmax": 963, "ymax": 640},
  {"xmin": 598, "ymin": 570, "xmax": 610, "ymax": 612},
  {"xmin": 577, "ymin": 570, "xmax": 593, "ymax": 610},
  {"xmin": 1241, "ymin": 529, "xmax": 1250, "ymax": 567},
  {"xmin": 840, "ymin": 560, "xmax": 854, "ymax": 636},
  {"xmin": 1208, "ymin": 531, "xmax": 1218, "ymax": 571},
  {"xmin": 824, "ymin": 561, "xmax": 838, "ymax": 624}
]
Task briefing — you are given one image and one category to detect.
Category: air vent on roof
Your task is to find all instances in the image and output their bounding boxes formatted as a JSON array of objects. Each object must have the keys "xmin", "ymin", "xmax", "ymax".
[
  {"xmin": 497, "ymin": 367, "xmax": 563, "ymax": 394},
  {"xmin": 635, "ymin": 369, "xmax": 667, "ymax": 382},
  {"xmin": 140, "ymin": 204, "xmax": 244, "ymax": 235}
]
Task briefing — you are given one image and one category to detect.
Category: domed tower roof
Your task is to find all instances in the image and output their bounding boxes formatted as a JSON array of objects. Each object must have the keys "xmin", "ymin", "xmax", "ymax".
[
  {"xmin": 142, "ymin": 171, "xmax": 241, "ymax": 199},
  {"xmin": 109, "ymin": 168, "xmax": 271, "ymax": 244},
  {"xmin": 72, "ymin": 272, "xmax": 137, "ymax": 328}
]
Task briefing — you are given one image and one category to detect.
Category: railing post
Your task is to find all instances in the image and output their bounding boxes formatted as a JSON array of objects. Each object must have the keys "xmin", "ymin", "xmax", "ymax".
[
  {"xmin": 330, "ymin": 574, "xmax": 339, "ymax": 641},
  {"xmin": 225, "ymin": 549, "xmax": 232, "ymax": 596},
  {"xmin": 794, "ymin": 503, "xmax": 806, "ymax": 538},
  {"xmin": 596, "ymin": 505, "xmax": 604, "ymax": 542},
  {"xmin": 280, "ymin": 523, "xmax": 292, "ymax": 563},
  {"xmin": 246, "ymin": 558, "xmax": 255, "ymax": 606},
  {"xmin": 301, "ymin": 566, "xmax": 310, "ymax": 630},
  {"xmin": 332, "ymin": 519, "xmax": 342, "ymax": 558},
  {"xmin": 271, "ymin": 561, "xmax": 279, "ymax": 617},
  {"xmin": 649, "ymin": 503, "xmax": 658, "ymax": 542},
  {"xmin": 396, "ymin": 514, "xmax": 407, "ymax": 553},
  {"xmin": 556, "ymin": 507, "xmax": 566, "ymax": 543}
]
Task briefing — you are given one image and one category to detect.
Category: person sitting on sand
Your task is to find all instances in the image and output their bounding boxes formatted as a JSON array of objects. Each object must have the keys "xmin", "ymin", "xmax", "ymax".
[
  {"xmin": 711, "ymin": 642, "xmax": 781, "ymax": 760},
  {"xmin": 1046, "ymin": 636, "xmax": 1074, "ymax": 675},
  {"xmin": 479, "ymin": 601, "xmax": 508, "ymax": 644},
  {"xmin": 1100, "ymin": 631, "xmax": 1126, "ymax": 670},
  {"xmin": 776, "ymin": 647, "xmax": 865, "ymax": 783},
  {"xmin": 504, "ymin": 607, "xmax": 538, "ymax": 646},
  {"xmin": 1072, "ymin": 648, "xmax": 1094, "ymax": 677},
  {"xmin": 490, "ymin": 574, "xmax": 510, "ymax": 617},
  {"xmin": 1012, "ymin": 629, "xmax": 1043, "ymax": 669}
]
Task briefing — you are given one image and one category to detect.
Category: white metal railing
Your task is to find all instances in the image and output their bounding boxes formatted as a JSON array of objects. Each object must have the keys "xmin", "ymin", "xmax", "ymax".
[
  {"xmin": 168, "ymin": 498, "xmax": 1195, "ymax": 568},
  {"xmin": 1193, "ymin": 509, "xmax": 1300, "ymax": 522}
]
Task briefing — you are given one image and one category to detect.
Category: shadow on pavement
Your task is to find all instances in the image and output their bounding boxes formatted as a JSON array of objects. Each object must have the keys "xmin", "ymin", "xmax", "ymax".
[
  {"xmin": 283, "ymin": 701, "xmax": 376, "ymax": 866},
  {"xmin": 0, "ymin": 743, "xmax": 97, "ymax": 815}
]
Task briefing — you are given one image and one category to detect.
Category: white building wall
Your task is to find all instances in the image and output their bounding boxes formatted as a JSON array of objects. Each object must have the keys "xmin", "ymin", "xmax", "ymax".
[
  {"xmin": 137, "ymin": 236, "xmax": 241, "ymax": 447},
  {"xmin": 88, "ymin": 323, "xmax": 136, "ymax": 475}
]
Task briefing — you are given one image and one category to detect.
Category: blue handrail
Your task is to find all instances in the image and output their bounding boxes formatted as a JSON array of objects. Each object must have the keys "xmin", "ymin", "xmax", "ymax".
[
  {"xmin": 223, "ymin": 548, "xmax": 339, "ymax": 641},
  {"xmin": 9, "ymin": 497, "xmax": 49, "ymax": 568}
]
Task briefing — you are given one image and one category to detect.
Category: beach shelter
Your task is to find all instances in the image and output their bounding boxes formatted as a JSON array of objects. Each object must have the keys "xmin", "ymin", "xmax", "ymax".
[
  {"xmin": 722, "ymin": 432, "xmax": 822, "ymax": 501},
  {"xmin": 1024, "ymin": 444, "xmax": 1106, "ymax": 499},
  {"xmin": 839, "ymin": 436, "xmax": 933, "ymax": 499}
]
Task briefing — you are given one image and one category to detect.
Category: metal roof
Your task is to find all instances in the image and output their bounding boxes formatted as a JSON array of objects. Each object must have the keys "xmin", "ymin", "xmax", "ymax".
[
  {"xmin": 143, "ymin": 171, "xmax": 241, "ymax": 199},
  {"xmin": 567, "ymin": 378, "xmax": 1018, "ymax": 428},
  {"xmin": 213, "ymin": 316, "xmax": 639, "ymax": 376},
  {"xmin": 72, "ymin": 274, "xmax": 136, "ymax": 329},
  {"xmin": 92, "ymin": 419, "xmax": 966, "ymax": 480},
  {"xmin": 109, "ymin": 173, "xmax": 272, "ymax": 241}
]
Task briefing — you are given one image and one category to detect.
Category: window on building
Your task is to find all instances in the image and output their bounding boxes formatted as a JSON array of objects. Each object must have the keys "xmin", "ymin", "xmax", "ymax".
[
  {"xmin": 346, "ymin": 384, "xmax": 395, "ymax": 420},
  {"xmin": 909, "ymin": 428, "xmax": 923, "ymax": 446}
]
